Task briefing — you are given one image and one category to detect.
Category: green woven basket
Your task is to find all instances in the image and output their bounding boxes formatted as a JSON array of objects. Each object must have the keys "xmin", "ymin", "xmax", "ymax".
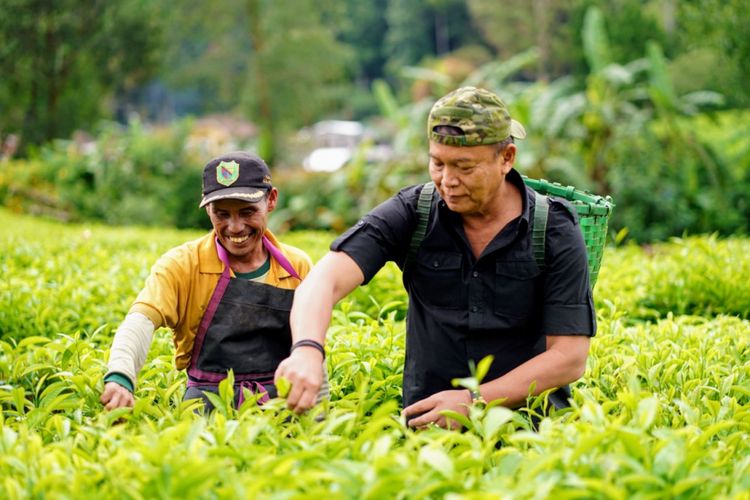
[{"xmin": 522, "ymin": 176, "xmax": 615, "ymax": 288}]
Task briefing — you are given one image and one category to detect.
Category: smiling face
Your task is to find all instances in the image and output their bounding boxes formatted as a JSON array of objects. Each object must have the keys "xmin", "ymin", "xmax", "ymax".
[
  {"xmin": 207, "ymin": 188, "xmax": 278, "ymax": 262},
  {"xmin": 428, "ymin": 141, "xmax": 516, "ymax": 216}
]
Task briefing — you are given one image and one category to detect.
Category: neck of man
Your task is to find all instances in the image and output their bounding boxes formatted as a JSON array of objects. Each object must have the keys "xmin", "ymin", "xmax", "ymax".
[
  {"xmin": 461, "ymin": 180, "xmax": 522, "ymax": 259},
  {"xmin": 228, "ymin": 244, "xmax": 269, "ymax": 274}
]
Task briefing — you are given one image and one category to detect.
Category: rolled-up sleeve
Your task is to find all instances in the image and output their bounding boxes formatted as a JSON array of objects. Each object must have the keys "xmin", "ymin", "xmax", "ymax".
[{"xmin": 331, "ymin": 185, "xmax": 420, "ymax": 284}]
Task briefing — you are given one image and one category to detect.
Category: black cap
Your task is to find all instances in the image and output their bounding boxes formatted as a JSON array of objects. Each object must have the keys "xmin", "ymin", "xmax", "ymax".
[{"xmin": 199, "ymin": 151, "xmax": 272, "ymax": 208}]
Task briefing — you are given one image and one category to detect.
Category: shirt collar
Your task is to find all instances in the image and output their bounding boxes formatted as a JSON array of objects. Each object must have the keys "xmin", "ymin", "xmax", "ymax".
[{"xmin": 198, "ymin": 228, "xmax": 293, "ymax": 279}]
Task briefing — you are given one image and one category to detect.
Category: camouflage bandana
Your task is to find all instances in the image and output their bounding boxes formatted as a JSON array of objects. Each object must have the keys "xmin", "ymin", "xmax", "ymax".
[{"xmin": 427, "ymin": 86, "xmax": 527, "ymax": 146}]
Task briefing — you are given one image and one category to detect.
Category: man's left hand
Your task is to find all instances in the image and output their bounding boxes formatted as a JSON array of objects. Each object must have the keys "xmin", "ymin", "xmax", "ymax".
[{"xmin": 402, "ymin": 389, "xmax": 472, "ymax": 430}]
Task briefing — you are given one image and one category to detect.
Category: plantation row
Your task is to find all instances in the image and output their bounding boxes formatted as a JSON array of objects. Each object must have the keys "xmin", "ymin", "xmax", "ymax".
[{"xmin": 1, "ymin": 209, "xmax": 749, "ymax": 498}]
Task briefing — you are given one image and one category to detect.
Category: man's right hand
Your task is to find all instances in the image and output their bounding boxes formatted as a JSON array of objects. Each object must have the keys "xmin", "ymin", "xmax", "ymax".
[
  {"xmin": 274, "ymin": 347, "xmax": 324, "ymax": 414},
  {"xmin": 100, "ymin": 381, "xmax": 135, "ymax": 410},
  {"xmin": 280, "ymin": 251, "xmax": 363, "ymax": 414}
]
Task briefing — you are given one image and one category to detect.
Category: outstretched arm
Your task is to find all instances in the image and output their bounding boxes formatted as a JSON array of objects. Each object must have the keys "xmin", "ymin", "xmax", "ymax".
[
  {"xmin": 404, "ymin": 335, "xmax": 590, "ymax": 428},
  {"xmin": 275, "ymin": 251, "xmax": 364, "ymax": 413}
]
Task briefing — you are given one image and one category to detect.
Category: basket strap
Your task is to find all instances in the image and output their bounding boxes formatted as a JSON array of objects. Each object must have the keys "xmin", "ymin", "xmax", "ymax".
[
  {"xmin": 406, "ymin": 182, "xmax": 435, "ymax": 268},
  {"xmin": 532, "ymin": 191, "xmax": 549, "ymax": 271}
]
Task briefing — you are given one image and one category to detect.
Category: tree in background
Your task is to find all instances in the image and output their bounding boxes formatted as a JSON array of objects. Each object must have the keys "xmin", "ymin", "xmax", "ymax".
[
  {"xmin": 0, "ymin": 0, "xmax": 163, "ymax": 152},
  {"xmin": 340, "ymin": 0, "xmax": 389, "ymax": 85},
  {"xmin": 385, "ymin": 0, "xmax": 435, "ymax": 73},
  {"xmin": 674, "ymin": 0, "xmax": 750, "ymax": 106},
  {"xmin": 334, "ymin": 0, "xmax": 389, "ymax": 118},
  {"xmin": 139, "ymin": 0, "xmax": 750, "ymax": 124},
  {"xmin": 467, "ymin": 0, "xmax": 577, "ymax": 81},
  {"xmin": 157, "ymin": 0, "xmax": 252, "ymax": 117},
  {"xmin": 385, "ymin": 0, "xmax": 480, "ymax": 82},
  {"xmin": 244, "ymin": 0, "xmax": 352, "ymax": 164},
  {"xmin": 2, "ymin": 0, "xmax": 748, "ymax": 242},
  {"xmin": 150, "ymin": 0, "xmax": 353, "ymax": 165},
  {"xmin": 564, "ymin": 0, "xmax": 750, "ymax": 106},
  {"xmin": 570, "ymin": 0, "xmax": 667, "ymax": 68}
]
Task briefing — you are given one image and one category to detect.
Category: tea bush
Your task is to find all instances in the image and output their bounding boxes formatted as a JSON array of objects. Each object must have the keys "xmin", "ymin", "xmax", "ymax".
[
  {"xmin": 1, "ymin": 209, "xmax": 748, "ymax": 498},
  {"xmin": 593, "ymin": 236, "xmax": 750, "ymax": 322}
]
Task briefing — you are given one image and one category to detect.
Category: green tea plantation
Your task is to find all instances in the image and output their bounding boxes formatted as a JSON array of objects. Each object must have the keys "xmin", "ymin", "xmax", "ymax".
[{"xmin": 1, "ymin": 209, "xmax": 748, "ymax": 498}]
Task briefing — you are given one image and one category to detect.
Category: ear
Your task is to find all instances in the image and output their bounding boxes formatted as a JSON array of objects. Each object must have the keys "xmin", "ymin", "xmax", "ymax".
[
  {"xmin": 499, "ymin": 143, "xmax": 516, "ymax": 174},
  {"xmin": 266, "ymin": 187, "xmax": 279, "ymax": 213}
]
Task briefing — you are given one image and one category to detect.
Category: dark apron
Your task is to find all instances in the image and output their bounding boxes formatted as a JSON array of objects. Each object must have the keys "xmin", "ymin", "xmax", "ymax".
[{"xmin": 185, "ymin": 236, "xmax": 300, "ymax": 410}]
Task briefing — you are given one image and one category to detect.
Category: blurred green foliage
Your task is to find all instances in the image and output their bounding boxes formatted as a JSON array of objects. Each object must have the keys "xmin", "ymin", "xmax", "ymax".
[
  {"xmin": 273, "ymin": 9, "xmax": 749, "ymax": 243},
  {"xmin": 0, "ymin": 119, "xmax": 210, "ymax": 229},
  {"xmin": 3, "ymin": 0, "xmax": 749, "ymax": 152},
  {"xmin": 1, "ymin": 70, "xmax": 748, "ymax": 242},
  {"xmin": 271, "ymin": 141, "xmax": 430, "ymax": 234},
  {"xmin": 1, "ymin": 0, "xmax": 749, "ymax": 243}
]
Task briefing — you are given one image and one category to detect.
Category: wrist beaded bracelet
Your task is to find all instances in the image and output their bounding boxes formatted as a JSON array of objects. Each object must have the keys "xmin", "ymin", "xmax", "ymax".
[{"xmin": 291, "ymin": 339, "xmax": 325, "ymax": 359}]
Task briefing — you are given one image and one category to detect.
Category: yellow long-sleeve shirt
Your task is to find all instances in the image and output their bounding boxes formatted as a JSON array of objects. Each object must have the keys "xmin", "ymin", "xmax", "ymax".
[{"xmin": 129, "ymin": 229, "xmax": 312, "ymax": 370}]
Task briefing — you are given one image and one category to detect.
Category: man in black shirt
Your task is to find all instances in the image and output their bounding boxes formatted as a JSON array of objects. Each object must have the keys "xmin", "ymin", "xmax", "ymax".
[{"xmin": 275, "ymin": 87, "xmax": 596, "ymax": 428}]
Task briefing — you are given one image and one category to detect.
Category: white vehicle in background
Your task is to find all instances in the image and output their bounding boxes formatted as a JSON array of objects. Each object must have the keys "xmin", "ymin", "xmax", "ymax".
[
  {"xmin": 303, "ymin": 120, "xmax": 362, "ymax": 172},
  {"xmin": 302, "ymin": 120, "xmax": 391, "ymax": 172}
]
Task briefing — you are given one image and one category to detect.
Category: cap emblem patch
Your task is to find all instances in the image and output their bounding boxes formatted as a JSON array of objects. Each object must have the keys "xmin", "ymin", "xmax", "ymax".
[{"xmin": 216, "ymin": 160, "xmax": 239, "ymax": 186}]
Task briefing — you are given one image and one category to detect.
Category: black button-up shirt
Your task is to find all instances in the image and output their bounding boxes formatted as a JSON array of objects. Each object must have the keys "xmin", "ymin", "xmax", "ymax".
[{"xmin": 331, "ymin": 169, "xmax": 596, "ymax": 407}]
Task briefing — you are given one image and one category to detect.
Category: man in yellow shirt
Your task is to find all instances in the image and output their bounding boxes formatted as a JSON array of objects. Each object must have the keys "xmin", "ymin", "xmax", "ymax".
[{"xmin": 100, "ymin": 151, "xmax": 326, "ymax": 411}]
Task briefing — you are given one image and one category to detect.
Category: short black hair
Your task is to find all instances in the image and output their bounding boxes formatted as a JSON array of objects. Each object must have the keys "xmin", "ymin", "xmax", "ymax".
[
  {"xmin": 492, "ymin": 136, "xmax": 514, "ymax": 156},
  {"xmin": 432, "ymin": 125, "xmax": 464, "ymax": 137}
]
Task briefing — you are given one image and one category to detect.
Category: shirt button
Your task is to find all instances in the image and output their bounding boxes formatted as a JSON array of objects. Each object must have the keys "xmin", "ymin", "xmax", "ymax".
[
  {"xmin": 433, "ymin": 261, "xmax": 439, "ymax": 268},
  {"xmin": 472, "ymin": 271, "xmax": 479, "ymax": 278},
  {"xmin": 471, "ymin": 305, "xmax": 478, "ymax": 313}
]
